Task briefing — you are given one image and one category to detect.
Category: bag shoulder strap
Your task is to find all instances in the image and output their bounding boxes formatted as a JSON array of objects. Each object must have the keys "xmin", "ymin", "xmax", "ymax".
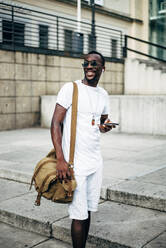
[{"xmin": 68, "ymin": 82, "xmax": 78, "ymax": 166}]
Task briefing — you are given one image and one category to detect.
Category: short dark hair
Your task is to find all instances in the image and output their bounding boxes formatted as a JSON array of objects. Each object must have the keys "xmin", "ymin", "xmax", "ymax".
[{"xmin": 87, "ymin": 51, "xmax": 105, "ymax": 66}]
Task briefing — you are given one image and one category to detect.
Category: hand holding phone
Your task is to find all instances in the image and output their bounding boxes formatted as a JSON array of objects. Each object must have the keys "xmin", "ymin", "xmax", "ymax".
[
  {"xmin": 99, "ymin": 120, "xmax": 119, "ymax": 133},
  {"xmin": 104, "ymin": 122, "xmax": 119, "ymax": 127}
]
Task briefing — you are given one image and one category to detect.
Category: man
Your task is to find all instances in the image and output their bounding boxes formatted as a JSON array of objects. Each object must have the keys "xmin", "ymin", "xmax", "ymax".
[{"xmin": 51, "ymin": 51, "xmax": 114, "ymax": 248}]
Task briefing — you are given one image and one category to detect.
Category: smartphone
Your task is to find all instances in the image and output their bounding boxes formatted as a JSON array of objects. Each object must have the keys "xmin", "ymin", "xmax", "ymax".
[{"xmin": 104, "ymin": 122, "xmax": 119, "ymax": 126}]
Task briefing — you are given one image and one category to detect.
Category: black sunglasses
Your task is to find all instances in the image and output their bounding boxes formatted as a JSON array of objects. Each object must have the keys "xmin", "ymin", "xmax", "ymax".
[{"xmin": 82, "ymin": 60, "xmax": 102, "ymax": 68}]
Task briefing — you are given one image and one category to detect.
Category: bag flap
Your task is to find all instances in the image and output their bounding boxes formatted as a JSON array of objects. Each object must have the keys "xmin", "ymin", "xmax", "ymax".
[
  {"xmin": 62, "ymin": 179, "xmax": 77, "ymax": 192},
  {"xmin": 34, "ymin": 158, "xmax": 57, "ymax": 192},
  {"xmin": 46, "ymin": 149, "xmax": 56, "ymax": 158}
]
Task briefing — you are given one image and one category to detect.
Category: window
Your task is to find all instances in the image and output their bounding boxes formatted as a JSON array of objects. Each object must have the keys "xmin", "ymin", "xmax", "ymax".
[
  {"xmin": 64, "ymin": 30, "xmax": 83, "ymax": 53},
  {"xmin": 64, "ymin": 29, "xmax": 72, "ymax": 51},
  {"xmin": 149, "ymin": 0, "xmax": 166, "ymax": 60},
  {"xmin": 39, "ymin": 24, "xmax": 48, "ymax": 49},
  {"xmin": 73, "ymin": 32, "xmax": 83, "ymax": 53},
  {"xmin": 2, "ymin": 20, "xmax": 25, "ymax": 46},
  {"xmin": 111, "ymin": 39, "xmax": 117, "ymax": 58}
]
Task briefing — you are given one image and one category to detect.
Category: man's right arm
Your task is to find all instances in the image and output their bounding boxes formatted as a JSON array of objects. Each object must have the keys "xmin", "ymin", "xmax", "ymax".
[{"xmin": 51, "ymin": 103, "xmax": 71, "ymax": 180}]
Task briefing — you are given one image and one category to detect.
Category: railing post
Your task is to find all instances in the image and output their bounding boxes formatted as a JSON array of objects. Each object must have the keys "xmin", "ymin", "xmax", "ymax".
[
  {"xmin": 56, "ymin": 16, "xmax": 59, "ymax": 50},
  {"xmin": 123, "ymin": 35, "xmax": 128, "ymax": 58},
  {"xmin": 120, "ymin": 31, "xmax": 123, "ymax": 58},
  {"xmin": 90, "ymin": 0, "xmax": 96, "ymax": 50},
  {"xmin": 11, "ymin": 5, "xmax": 14, "ymax": 49}
]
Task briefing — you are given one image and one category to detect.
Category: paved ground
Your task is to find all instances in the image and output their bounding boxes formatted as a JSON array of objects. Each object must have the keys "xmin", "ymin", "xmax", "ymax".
[
  {"xmin": 0, "ymin": 222, "xmax": 71, "ymax": 248},
  {"xmin": 0, "ymin": 128, "xmax": 166, "ymax": 247}
]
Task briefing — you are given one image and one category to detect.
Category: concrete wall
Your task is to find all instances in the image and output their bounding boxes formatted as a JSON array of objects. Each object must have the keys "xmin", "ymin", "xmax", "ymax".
[
  {"xmin": 0, "ymin": 50, "xmax": 124, "ymax": 131},
  {"xmin": 125, "ymin": 58, "xmax": 166, "ymax": 95},
  {"xmin": 41, "ymin": 96, "xmax": 57, "ymax": 128},
  {"xmin": 41, "ymin": 95, "xmax": 166, "ymax": 135},
  {"xmin": 129, "ymin": 0, "xmax": 149, "ymax": 59},
  {"xmin": 109, "ymin": 95, "xmax": 166, "ymax": 135},
  {"xmin": 104, "ymin": 0, "xmax": 130, "ymax": 15}
]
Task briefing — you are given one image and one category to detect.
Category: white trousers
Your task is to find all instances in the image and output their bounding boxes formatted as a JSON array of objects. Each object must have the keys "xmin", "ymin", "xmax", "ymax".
[{"xmin": 68, "ymin": 166, "xmax": 103, "ymax": 220}]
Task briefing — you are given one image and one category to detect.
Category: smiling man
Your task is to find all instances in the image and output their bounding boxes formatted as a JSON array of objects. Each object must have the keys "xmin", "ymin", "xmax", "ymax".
[{"xmin": 51, "ymin": 51, "xmax": 114, "ymax": 248}]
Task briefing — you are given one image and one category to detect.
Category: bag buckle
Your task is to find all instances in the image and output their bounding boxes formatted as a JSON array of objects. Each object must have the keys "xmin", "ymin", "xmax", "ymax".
[{"xmin": 69, "ymin": 164, "xmax": 74, "ymax": 168}]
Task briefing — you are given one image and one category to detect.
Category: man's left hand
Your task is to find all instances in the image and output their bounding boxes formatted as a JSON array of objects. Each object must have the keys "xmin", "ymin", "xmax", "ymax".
[{"xmin": 99, "ymin": 119, "xmax": 116, "ymax": 133}]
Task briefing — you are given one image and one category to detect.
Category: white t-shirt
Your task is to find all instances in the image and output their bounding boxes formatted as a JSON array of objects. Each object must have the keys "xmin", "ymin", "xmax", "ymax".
[{"xmin": 56, "ymin": 80, "xmax": 109, "ymax": 176}]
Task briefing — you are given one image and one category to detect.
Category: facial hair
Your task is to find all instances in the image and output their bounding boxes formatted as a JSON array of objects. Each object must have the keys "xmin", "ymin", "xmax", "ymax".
[{"xmin": 84, "ymin": 72, "xmax": 99, "ymax": 85}]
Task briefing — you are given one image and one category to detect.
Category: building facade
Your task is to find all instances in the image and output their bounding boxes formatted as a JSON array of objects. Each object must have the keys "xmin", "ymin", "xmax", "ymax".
[
  {"xmin": 149, "ymin": 0, "xmax": 166, "ymax": 60},
  {"xmin": 0, "ymin": 0, "xmax": 149, "ymax": 59}
]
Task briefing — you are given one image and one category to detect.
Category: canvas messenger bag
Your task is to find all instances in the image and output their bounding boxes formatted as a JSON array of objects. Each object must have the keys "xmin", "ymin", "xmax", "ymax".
[{"xmin": 30, "ymin": 82, "xmax": 78, "ymax": 206}]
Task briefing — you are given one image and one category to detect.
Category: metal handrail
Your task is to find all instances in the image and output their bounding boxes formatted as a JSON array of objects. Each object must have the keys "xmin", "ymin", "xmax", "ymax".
[
  {"xmin": 123, "ymin": 35, "xmax": 166, "ymax": 63},
  {"xmin": 126, "ymin": 35, "xmax": 166, "ymax": 50}
]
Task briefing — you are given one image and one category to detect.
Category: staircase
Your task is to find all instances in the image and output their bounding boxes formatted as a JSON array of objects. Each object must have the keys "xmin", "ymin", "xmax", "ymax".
[{"xmin": 125, "ymin": 58, "xmax": 166, "ymax": 95}]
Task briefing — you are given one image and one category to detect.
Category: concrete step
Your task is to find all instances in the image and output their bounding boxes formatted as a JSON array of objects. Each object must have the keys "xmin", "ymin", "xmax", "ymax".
[
  {"xmin": 1, "ymin": 166, "xmax": 166, "ymax": 213},
  {"xmin": 106, "ymin": 167, "xmax": 166, "ymax": 212},
  {"xmin": 1, "ymin": 179, "xmax": 166, "ymax": 248},
  {"xmin": 135, "ymin": 58, "xmax": 166, "ymax": 71},
  {"xmin": 125, "ymin": 58, "xmax": 166, "ymax": 95},
  {"xmin": 52, "ymin": 201, "xmax": 166, "ymax": 248},
  {"xmin": 0, "ymin": 222, "xmax": 71, "ymax": 248}
]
